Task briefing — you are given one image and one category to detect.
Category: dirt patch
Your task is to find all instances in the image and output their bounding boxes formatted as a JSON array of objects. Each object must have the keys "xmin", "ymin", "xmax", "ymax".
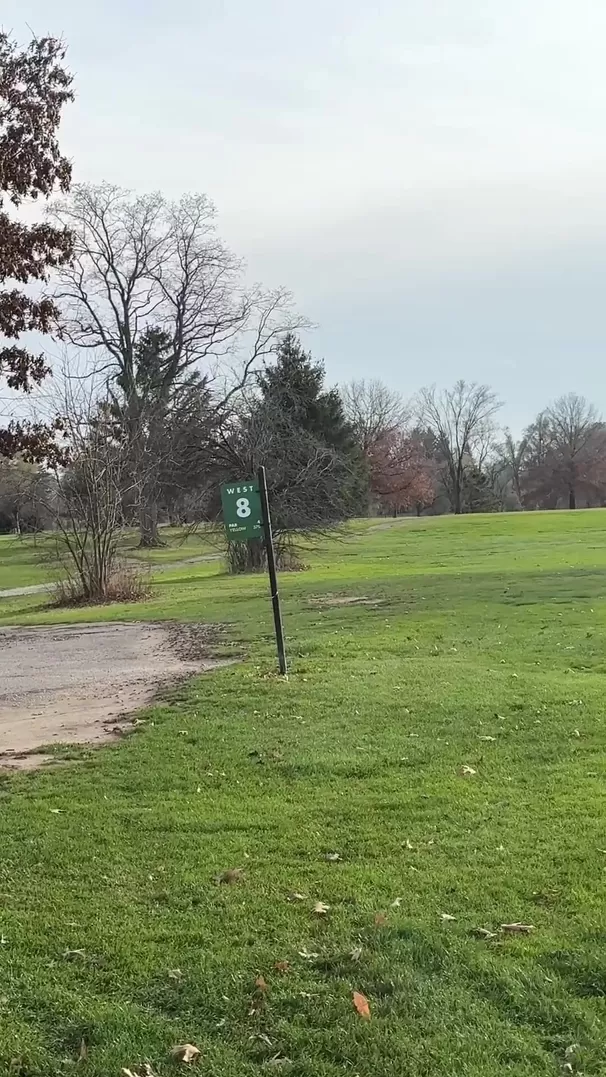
[
  {"xmin": 308, "ymin": 594, "xmax": 386, "ymax": 609},
  {"xmin": 0, "ymin": 621, "xmax": 229, "ymax": 770}
]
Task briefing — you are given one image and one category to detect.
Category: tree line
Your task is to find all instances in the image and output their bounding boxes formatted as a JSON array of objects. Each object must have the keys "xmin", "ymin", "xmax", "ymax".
[{"xmin": 2, "ymin": 31, "xmax": 605, "ymax": 601}]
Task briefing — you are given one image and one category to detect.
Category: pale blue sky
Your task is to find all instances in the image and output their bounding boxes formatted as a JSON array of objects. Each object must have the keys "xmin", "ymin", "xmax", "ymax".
[{"xmin": 4, "ymin": 0, "xmax": 606, "ymax": 430}]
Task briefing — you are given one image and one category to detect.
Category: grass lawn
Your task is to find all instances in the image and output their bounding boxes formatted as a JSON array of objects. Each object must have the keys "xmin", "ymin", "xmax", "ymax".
[
  {"xmin": 0, "ymin": 527, "xmax": 222, "ymax": 592},
  {"xmin": 0, "ymin": 511, "xmax": 605, "ymax": 1076}
]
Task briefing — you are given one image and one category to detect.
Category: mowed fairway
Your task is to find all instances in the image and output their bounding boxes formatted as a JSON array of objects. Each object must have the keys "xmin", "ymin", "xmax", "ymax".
[{"xmin": 0, "ymin": 511, "xmax": 605, "ymax": 1076}]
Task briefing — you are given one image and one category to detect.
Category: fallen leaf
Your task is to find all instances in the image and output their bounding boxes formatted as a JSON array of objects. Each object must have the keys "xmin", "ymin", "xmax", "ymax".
[
  {"xmin": 63, "ymin": 948, "xmax": 86, "ymax": 960},
  {"xmin": 255, "ymin": 975, "xmax": 268, "ymax": 992},
  {"xmin": 122, "ymin": 1068, "xmax": 157, "ymax": 1077},
  {"xmin": 459, "ymin": 765, "xmax": 476, "ymax": 776},
  {"xmin": 273, "ymin": 960, "xmax": 290, "ymax": 973},
  {"xmin": 324, "ymin": 852, "xmax": 342, "ymax": 862},
  {"xmin": 250, "ymin": 1033, "xmax": 273, "ymax": 1047},
  {"xmin": 313, "ymin": 901, "xmax": 330, "ymax": 915},
  {"xmin": 49, "ymin": 808, "xmax": 64, "ymax": 814},
  {"xmin": 264, "ymin": 1055, "xmax": 293, "ymax": 1068},
  {"xmin": 350, "ymin": 946, "xmax": 363, "ymax": 961},
  {"xmin": 404, "ymin": 839, "xmax": 414, "ymax": 850},
  {"xmin": 374, "ymin": 912, "xmax": 388, "ymax": 926},
  {"xmin": 440, "ymin": 913, "xmax": 456, "ymax": 922},
  {"xmin": 78, "ymin": 1038, "xmax": 87, "ymax": 1062},
  {"xmin": 216, "ymin": 868, "xmax": 244, "ymax": 884},
  {"xmin": 501, "ymin": 922, "xmax": 534, "ymax": 935},
  {"xmin": 298, "ymin": 948, "xmax": 319, "ymax": 960},
  {"xmin": 390, "ymin": 897, "xmax": 402, "ymax": 908},
  {"xmin": 170, "ymin": 1044, "xmax": 200, "ymax": 1064},
  {"xmin": 167, "ymin": 968, "xmax": 183, "ymax": 980},
  {"xmin": 471, "ymin": 927, "xmax": 498, "ymax": 940},
  {"xmin": 477, "ymin": 735, "xmax": 496, "ymax": 742},
  {"xmin": 352, "ymin": 990, "xmax": 371, "ymax": 1019},
  {"xmin": 287, "ymin": 891, "xmax": 306, "ymax": 903}
]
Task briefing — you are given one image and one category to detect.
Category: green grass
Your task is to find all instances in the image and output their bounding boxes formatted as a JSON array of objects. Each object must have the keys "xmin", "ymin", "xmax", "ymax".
[
  {"xmin": 1, "ymin": 511, "xmax": 606, "ymax": 1076},
  {"xmin": 0, "ymin": 526, "xmax": 222, "ymax": 592}
]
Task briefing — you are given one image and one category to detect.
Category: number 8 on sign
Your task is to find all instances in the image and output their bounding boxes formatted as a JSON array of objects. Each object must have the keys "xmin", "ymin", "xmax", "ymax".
[{"xmin": 236, "ymin": 497, "xmax": 251, "ymax": 518}]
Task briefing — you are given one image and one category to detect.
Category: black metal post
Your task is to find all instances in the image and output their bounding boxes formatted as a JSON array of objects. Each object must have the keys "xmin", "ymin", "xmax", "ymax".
[{"xmin": 257, "ymin": 466, "xmax": 287, "ymax": 675}]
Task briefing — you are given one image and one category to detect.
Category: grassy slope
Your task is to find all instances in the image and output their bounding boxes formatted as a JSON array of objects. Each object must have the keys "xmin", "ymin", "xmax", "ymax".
[{"xmin": 0, "ymin": 512, "xmax": 605, "ymax": 1076}]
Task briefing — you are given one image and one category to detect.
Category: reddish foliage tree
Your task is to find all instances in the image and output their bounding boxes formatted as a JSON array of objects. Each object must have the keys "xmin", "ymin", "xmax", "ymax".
[
  {"xmin": 0, "ymin": 32, "xmax": 73, "ymax": 460},
  {"xmin": 369, "ymin": 429, "xmax": 435, "ymax": 515}
]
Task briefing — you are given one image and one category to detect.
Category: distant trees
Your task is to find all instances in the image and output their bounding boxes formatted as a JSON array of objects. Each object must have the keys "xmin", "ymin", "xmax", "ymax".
[
  {"xmin": 498, "ymin": 395, "xmax": 606, "ymax": 511},
  {"xmin": 418, "ymin": 381, "xmax": 502, "ymax": 514},
  {"xmin": 0, "ymin": 32, "xmax": 73, "ymax": 460}
]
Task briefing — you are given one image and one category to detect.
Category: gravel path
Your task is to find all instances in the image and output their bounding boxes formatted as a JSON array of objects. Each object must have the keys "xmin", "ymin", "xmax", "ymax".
[{"xmin": 0, "ymin": 621, "xmax": 226, "ymax": 769}]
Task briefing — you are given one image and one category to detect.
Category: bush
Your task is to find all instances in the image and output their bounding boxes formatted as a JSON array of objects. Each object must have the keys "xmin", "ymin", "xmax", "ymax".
[
  {"xmin": 52, "ymin": 562, "xmax": 151, "ymax": 607},
  {"xmin": 226, "ymin": 537, "xmax": 306, "ymax": 574}
]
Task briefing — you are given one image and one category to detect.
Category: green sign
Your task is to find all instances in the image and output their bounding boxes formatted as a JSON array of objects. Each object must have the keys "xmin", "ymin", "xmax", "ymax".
[{"xmin": 220, "ymin": 479, "xmax": 264, "ymax": 542}]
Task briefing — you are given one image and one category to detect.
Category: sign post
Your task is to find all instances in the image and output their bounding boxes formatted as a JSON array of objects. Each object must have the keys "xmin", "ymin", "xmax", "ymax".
[{"xmin": 220, "ymin": 471, "xmax": 287, "ymax": 676}]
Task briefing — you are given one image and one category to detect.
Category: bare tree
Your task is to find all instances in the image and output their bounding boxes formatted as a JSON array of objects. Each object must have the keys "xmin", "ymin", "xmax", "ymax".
[
  {"xmin": 418, "ymin": 380, "xmax": 502, "ymax": 514},
  {"xmin": 42, "ymin": 375, "xmax": 143, "ymax": 603},
  {"xmin": 545, "ymin": 393, "xmax": 603, "ymax": 510},
  {"xmin": 48, "ymin": 183, "xmax": 305, "ymax": 545},
  {"xmin": 342, "ymin": 379, "xmax": 409, "ymax": 454}
]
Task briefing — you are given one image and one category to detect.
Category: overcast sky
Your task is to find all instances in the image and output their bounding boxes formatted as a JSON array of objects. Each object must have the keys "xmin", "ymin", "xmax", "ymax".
[{"xmin": 4, "ymin": 0, "xmax": 606, "ymax": 430}]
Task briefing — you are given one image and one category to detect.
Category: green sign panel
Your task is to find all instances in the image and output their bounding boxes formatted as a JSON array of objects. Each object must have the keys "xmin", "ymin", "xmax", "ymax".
[{"xmin": 220, "ymin": 479, "xmax": 263, "ymax": 542}]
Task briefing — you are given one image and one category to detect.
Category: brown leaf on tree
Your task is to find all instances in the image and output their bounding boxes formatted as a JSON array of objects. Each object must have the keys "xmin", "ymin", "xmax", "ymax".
[
  {"xmin": 216, "ymin": 868, "xmax": 244, "ymax": 884},
  {"xmin": 501, "ymin": 922, "xmax": 534, "ymax": 935},
  {"xmin": 170, "ymin": 1044, "xmax": 200, "ymax": 1064},
  {"xmin": 352, "ymin": 990, "xmax": 371, "ymax": 1019}
]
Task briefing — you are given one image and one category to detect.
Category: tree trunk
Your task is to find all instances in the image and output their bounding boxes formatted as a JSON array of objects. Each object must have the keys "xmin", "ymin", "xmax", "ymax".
[
  {"xmin": 138, "ymin": 499, "xmax": 163, "ymax": 547},
  {"xmin": 569, "ymin": 488, "xmax": 576, "ymax": 510}
]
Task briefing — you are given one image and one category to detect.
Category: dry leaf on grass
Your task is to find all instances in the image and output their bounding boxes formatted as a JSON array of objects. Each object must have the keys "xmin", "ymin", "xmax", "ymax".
[
  {"xmin": 255, "ymin": 976, "xmax": 268, "ymax": 992},
  {"xmin": 350, "ymin": 946, "xmax": 363, "ymax": 961},
  {"xmin": 216, "ymin": 868, "xmax": 244, "ymax": 884},
  {"xmin": 404, "ymin": 838, "xmax": 414, "ymax": 850},
  {"xmin": 478, "ymin": 735, "xmax": 496, "ymax": 742},
  {"xmin": 501, "ymin": 922, "xmax": 534, "ymax": 935},
  {"xmin": 122, "ymin": 1067, "xmax": 157, "ymax": 1077},
  {"xmin": 167, "ymin": 968, "xmax": 183, "ymax": 980},
  {"xmin": 264, "ymin": 1055, "xmax": 293, "ymax": 1068},
  {"xmin": 471, "ymin": 927, "xmax": 498, "ymax": 940},
  {"xmin": 287, "ymin": 892, "xmax": 306, "ymax": 903},
  {"xmin": 273, "ymin": 961, "xmax": 290, "ymax": 973},
  {"xmin": 374, "ymin": 912, "xmax": 388, "ymax": 926},
  {"xmin": 352, "ymin": 991, "xmax": 371, "ymax": 1019},
  {"xmin": 440, "ymin": 913, "xmax": 456, "ymax": 922},
  {"xmin": 298, "ymin": 948, "xmax": 319, "ymax": 960},
  {"xmin": 170, "ymin": 1044, "xmax": 200, "ymax": 1064},
  {"xmin": 63, "ymin": 948, "xmax": 86, "ymax": 960},
  {"xmin": 49, "ymin": 808, "xmax": 64, "ymax": 814},
  {"xmin": 391, "ymin": 897, "xmax": 402, "ymax": 908},
  {"xmin": 313, "ymin": 901, "xmax": 330, "ymax": 915},
  {"xmin": 324, "ymin": 852, "xmax": 342, "ymax": 862},
  {"xmin": 459, "ymin": 765, "xmax": 476, "ymax": 776},
  {"xmin": 78, "ymin": 1038, "xmax": 87, "ymax": 1061}
]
